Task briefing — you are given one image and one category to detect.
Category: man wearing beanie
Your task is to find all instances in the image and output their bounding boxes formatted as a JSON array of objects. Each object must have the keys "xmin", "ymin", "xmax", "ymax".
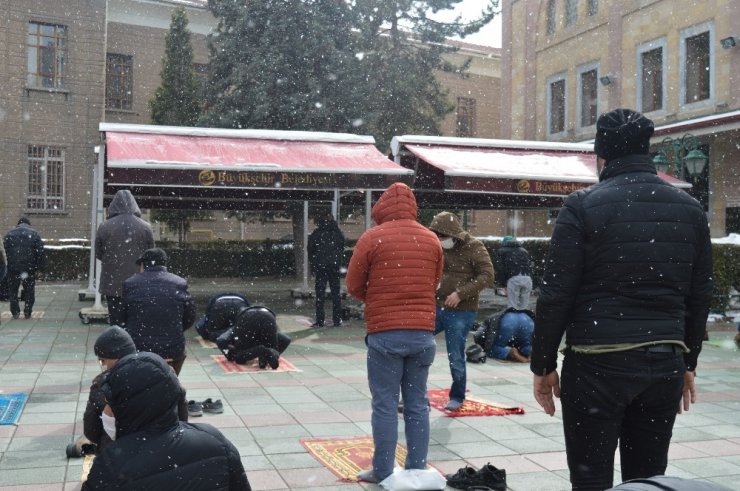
[
  {"xmin": 121, "ymin": 247, "xmax": 196, "ymax": 376},
  {"xmin": 70, "ymin": 326, "xmax": 138, "ymax": 457},
  {"xmin": 531, "ymin": 108, "xmax": 713, "ymax": 490}
]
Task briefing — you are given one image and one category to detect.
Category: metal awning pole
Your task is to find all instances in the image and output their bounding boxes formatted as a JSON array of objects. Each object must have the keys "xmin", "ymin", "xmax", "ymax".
[
  {"xmin": 93, "ymin": 143, "xmax": 106, "ymax": 310},
  {"xmin": 365, "ymin": 191, "xmax": 372, "ymax": 229},
  {"xmin": 302, "ymin": 200, "xmax": 309, "ymax": 292},
  {"xmin": 332, "ymin": 189, "xmax": 339, "ymax": 219}
]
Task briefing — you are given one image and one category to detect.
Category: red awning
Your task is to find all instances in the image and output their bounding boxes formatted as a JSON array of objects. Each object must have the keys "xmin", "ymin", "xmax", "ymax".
[
  {"xmin": 392, "ymin": 136, "xmax": 690, "ymax": 201},
  {"xmin": 101, "ymin": 123, "xmax": 412, "ymax": 194}
]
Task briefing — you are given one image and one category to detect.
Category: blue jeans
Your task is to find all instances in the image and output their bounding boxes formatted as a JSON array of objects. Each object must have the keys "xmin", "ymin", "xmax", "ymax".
[
  {"xmin": 490, "ymin": 311, "xmax": 534, "ymax": 360},
  {"xmin": 434, "ymin": 307, "xmax": 476, "ymax": 403},
  {"xmin": 367, "ymin": 330, "xmax": 436, "ymax": 481}
]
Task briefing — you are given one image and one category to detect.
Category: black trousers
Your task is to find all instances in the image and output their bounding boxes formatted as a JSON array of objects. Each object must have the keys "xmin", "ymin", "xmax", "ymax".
[
  {"xmin": 106, "ymin": 296, "xmax": 125, "ymax": 326},
  {"xmin": 314, "ymin": 268, "xmax": 341, "ymax": 325},
  {"xmin": 560, "ymin": 347, "xmax": 685, "ymax": 490},
  {"xmin": 8, "ymin": 271, "xmax": 35, "ymax": 318}
]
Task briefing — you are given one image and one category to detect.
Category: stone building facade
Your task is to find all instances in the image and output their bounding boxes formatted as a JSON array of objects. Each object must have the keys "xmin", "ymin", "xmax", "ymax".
[
  {"xmin": 501, "ymin": 0, "xmax": 740, "ymax": 237},
  {"xmin": 0, "ymin": 0, "xmax": 502, "ymax": 241}
]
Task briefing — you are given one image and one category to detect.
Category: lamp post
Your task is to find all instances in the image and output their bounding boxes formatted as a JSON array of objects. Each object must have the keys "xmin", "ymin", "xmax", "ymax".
[{"xmin": 652, "ymin": 133, "xmax": 709, "ymax": 179}]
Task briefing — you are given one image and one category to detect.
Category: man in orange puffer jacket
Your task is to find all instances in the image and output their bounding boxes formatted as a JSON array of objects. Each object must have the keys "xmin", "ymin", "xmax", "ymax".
[{"xmin": 346, "ymin": 182, "xmax": 444, "ymax": 484}]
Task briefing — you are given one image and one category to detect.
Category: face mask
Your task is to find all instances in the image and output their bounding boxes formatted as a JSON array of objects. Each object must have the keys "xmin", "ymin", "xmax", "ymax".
[
  {"xmin": 101, "ymin": 412, "xmax": 116, "ymax": 441},
  {"xmin": 440, "ymin": 238, "xmax": 455, "ymax": 249}
]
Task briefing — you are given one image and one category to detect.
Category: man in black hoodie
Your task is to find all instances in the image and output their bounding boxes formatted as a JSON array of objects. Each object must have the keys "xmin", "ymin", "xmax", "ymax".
[
  {"xmin": 307, "ymin": 213, "xmax": 345, "ymax": 327},
  {"xmin": 82, "ymin": 352, "xmax": 250, "ymax": 490},
  {"xmin": 531, "ymin": 109, "xmax": 713, "ymax": 490},
  {"xmin": 3, "ymin": 217, "xmax": 45, "ymax": 319}
]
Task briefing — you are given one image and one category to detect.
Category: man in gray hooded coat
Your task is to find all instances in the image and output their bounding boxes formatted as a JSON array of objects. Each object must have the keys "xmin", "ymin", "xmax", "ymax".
[{"xmin": 95, "ymin": 190, "xmax": 154, "ymax": 325}]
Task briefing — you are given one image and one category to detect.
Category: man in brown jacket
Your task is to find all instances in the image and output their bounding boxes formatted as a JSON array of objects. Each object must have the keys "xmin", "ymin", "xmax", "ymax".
[{"xmin": 429, "ymin": 211, "xmax": 494, "ymax": 411}]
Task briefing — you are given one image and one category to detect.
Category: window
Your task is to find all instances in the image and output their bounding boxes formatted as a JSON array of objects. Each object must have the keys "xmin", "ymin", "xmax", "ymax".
[
  {"xmin": 637, "ymin": 38, "xmax": 666, "ymax": 113},
  {"xmin": 27, "ymin": 145, "xmax": 64, "ymax": 210},
  {"xmin": 456, "ymin": 97, "xmax": 476, "ymax": 137},
  {"xmin": 566, "ymin": 0, "xmax": 578, "ymax": 26},
  {"xmin": 578, "ymin": 65, "xmax": 598, "ymax": 128},
  {"xmin": 106, "ymin": 54, "xmax": 133, "ymax": 110},
  {"xmin": 547, "ymin": 75, "xmax": 567, "ymax": 136},
  {"xmin": 546, "ymin": 0, "xmax": 556, "ymax": 35},
  {"xmin": 588, "ymin": 0, "xmax": 598, "ymax": 16},
  {"xmin": 27, "ymin": 22, "xmax": 66, "ymax": 89},
  {"xmin": 680, "ymin": 23, "xmax": 713, "ymax": 106}
]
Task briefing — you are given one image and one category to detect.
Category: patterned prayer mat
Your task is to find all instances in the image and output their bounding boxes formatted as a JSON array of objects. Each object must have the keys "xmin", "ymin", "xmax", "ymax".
[
  {"xmin": 0, "ymin": 392, "xmax": 28, "ymax": 425},
  {"xmin": 428, "ymin": 389, "xmax": 525, "ymax": 417},
  {"xmin": 301, "ymin": 436, "xmax": 407, "ymax": 482},
  {"xmin": 81, "ymin": 454, "xmax": 94, "ymax": 482},
  {"xmin": 211, "ymin": 354, "xmax": 300, "ymax": 373}
]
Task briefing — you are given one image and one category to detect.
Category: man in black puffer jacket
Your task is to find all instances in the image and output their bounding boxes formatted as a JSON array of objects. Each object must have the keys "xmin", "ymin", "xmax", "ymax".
[
  {"xmin": 82, "ymin": 352, "xmax": 250, "ymax": 490},
  {"xmin": 122, "ymin": 248, "xmax": 196, "ymax": 375},
  {"xmin": 3, "ymin": 217, "xmax": 45, "ymax": 319},
  {"xmin": 531, "ymin": 108, "xmax": 713, "ymax": 491}
]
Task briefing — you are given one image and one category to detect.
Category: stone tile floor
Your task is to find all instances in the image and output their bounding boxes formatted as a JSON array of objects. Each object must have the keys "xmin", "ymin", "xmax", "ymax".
[{"xmin": 0, "ymin": 279, "xmax": 738, "ymax": 490}]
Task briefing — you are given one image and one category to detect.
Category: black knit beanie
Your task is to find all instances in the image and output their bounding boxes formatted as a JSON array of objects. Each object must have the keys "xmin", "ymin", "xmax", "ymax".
[
  {"xmin": 593, "ymin": 108, "xmax": 655, "ymax": 162},
  {"xmin": 94, "ymin": 326, "xmax": 137, "ymax": 359}
]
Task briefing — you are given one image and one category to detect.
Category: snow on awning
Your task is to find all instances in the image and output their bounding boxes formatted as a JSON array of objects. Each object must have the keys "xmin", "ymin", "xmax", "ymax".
[
  {"xmin": 101, "ymin": 123, "xmax": 412, "ymax": 192},
  {"xmin": 392, "ymin": 135, "xmax": 690, "ymax": 200}
]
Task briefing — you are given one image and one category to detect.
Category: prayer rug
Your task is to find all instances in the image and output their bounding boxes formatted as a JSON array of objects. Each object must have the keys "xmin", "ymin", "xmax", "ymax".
[
  {"xmin": 81, "ymin": 454, "xmax": 94, "ymax": 482},
  {"xmin": 0, "ymin": 392, "xmax": 28, "ymax": 425},
  {"xmin": 211, "ymin": 354, "xmax": 300, "ymax": 373},
  {"xmin": 301, "ymin": 436, "xmax": 407, "ymax": 482},
  {"xmin": 195, "ymin": 336, "xmax": 218, "ymax": 349},
  {"xmin": 428, "ymin": 389, "xmax": 525, "ymax": 417}
]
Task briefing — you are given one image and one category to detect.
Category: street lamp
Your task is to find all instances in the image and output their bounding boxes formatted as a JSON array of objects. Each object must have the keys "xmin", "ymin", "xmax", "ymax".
[{"xmin": 652, "ymin": 133, "xmax": 708, "ymax": 179}]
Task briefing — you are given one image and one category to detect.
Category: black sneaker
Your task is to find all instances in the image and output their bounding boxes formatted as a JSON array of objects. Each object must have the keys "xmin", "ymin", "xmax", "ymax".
[
  {"xmin": 446, "ymin": 466, "xmax": 479, "ymax": 490},
  {"xmin": 310, "ymin": 322, "xmax": 325, "ymax": 328},
  {"xmin": 476, "ymin": 463, "xmax": 506, "ymax": 491},
  {"xmin": 202, "ymin": 398, "xmax": 224, "ymax": 414},
  {"xmin": 446, "ymin": 464, "xmax": 506, "ymax": 491},
  {"xmin": 188, "ymin": 400, "xmax": 203, "ymax": 417}
]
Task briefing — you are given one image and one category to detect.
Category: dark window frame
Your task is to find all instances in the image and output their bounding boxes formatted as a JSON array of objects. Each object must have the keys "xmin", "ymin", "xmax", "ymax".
[
  {"xmin": 27, "ymin": 21, "xmax": 67, "ymax": 89},
  {"xmin": 106, "ymin": 53, "xmax": 134, "ymax": 110}
]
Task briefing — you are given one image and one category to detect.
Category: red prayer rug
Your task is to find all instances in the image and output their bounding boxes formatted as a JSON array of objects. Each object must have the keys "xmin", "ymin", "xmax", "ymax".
[
  {"xmin": 301, "ymin": 436, "xmax": 406, "ymax": 482},
  {"xmin": 428, "ymin": 389, "xmax": 525, "ymax": 416},
  {"xmin": 211, "ymin": 354, "xmax": 300, "ymax": 373}
]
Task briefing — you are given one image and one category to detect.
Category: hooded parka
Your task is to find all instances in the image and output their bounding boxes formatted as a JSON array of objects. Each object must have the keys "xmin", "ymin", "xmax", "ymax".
[
  {"xmin": 346, "ymin": 183, "xmax": 443, "ymax": 333},
  {"xmin": 95, "ymin": 190, "xmax": 154, "ymax": 297},
  {"xmin": 428, "ymin": 212, "xmax": 494, "ymax": 311},
  {"xmin": 82, "ymin": 353, "xmax": 250, "ymax": 490}
]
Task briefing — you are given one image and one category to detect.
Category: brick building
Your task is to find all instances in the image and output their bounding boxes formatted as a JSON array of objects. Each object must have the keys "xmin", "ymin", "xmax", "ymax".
[
  {"xmin": 501, "ymin": 0, "xmax": 740, "ymax": 237},
  {"xmin": 0, "ymin": 0, "xmax": 501, "ymax": 241}
]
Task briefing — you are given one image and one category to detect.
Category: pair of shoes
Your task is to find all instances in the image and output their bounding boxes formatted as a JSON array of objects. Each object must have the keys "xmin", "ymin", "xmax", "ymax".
[
  {"xmin": 357, "ymin": 469, "xmax": 380, "ymax": 483},
  {"xmin": 446, "ymin": 463, "xmax": 506, "ymax": 491},
  {"xmin": 445, "ymin": 399, "xmax": 464, "ymax": 411},
  {"xmin": 201, "ymin": 398, "xmax": 224, "ymax": 414},
  {"xmin": 188, "ymin": 400, "xmax": 203, "ymax": 417}
]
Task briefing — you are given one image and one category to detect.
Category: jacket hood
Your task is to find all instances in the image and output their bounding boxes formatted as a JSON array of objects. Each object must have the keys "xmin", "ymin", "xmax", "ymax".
[
  {"xmin": 371, "ymin": 182, "xmax": 418, "ymax": 225},
  {"xmin": 428, "ymin": 211, "xmax": 466, "ymax": 240},
  {"xmin": 103, "ymin": 352, "xmax": 181, "ymax": 438},
  {"xmin": 108, "ymin": 190, "xmax": 142, "ymax": 218}
]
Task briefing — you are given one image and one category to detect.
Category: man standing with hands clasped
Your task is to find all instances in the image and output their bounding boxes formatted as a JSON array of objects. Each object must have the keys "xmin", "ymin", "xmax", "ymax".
[{"xmin": 531, "ymin": 108, "xmax": 713, "ymax": 490}]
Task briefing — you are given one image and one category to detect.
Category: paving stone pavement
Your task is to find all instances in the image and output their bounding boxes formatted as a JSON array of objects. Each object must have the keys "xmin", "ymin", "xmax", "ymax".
[{"xmin": 0, "ymin": 278, "xmax": 739, "ymax": 491}]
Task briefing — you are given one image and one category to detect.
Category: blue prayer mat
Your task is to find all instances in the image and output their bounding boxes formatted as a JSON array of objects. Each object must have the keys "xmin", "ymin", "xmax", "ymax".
[{"xmin": 0, "ymin": 393, "xmax": 28, "ymax": 425}]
